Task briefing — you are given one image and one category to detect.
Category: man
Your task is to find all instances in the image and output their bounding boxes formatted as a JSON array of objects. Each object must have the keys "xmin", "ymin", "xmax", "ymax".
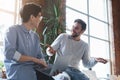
[
  {"xmin": 4, "ymin": 3, "xmax": 47, "ymax": 80},
  {"xmin": 46, "ymin": 19, "xmax": 108, "ymax": 80}
]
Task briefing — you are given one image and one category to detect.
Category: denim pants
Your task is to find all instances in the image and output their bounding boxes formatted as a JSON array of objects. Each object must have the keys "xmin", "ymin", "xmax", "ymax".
[{"xmin": 65, "ymin": 67, "xmax": 89, "ymax": 80}]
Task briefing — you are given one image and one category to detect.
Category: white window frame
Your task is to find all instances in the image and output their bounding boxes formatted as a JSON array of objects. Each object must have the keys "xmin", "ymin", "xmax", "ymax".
[{"xmin": 66, "ymin": 0, "xmax": 113, "ymax": 78}]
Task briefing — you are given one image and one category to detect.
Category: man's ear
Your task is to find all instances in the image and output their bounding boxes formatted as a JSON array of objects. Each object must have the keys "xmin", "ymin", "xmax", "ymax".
[
  {"xmin": 30, "ymin": 15, "xmax": 34, "ymax": 20},
  {"xmin": 29, "ymin": 15, "xmax": 35, "ymax": 22}
]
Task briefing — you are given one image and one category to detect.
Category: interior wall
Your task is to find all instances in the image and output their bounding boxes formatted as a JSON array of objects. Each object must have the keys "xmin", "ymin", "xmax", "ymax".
[{"xmin": 112, "ymin": 0, "xmax": 120, "ymax": 75}]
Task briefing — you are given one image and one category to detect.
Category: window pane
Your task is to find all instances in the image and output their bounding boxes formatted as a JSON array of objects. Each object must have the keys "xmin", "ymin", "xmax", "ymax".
[
  {"xmin": 0, "ymin": 47, "xmax": 4, "ymax": 61},
  {"xmin": 89, "ymin": 18, "xmax": 109, "ymax": 40},
  {"xmin": 0, "ymin": 26, "xmax": 4, "ymax": 42},
  {"xmin": 90, "ymin": 37, "xmax": 110, "ymax": 78},
  {"xmin": 81, "ymin": 35, "xmax": 88, "ymax": 43},
  {"xmin": 66, "ymin": 0, "xmax": 112, "ymax": 78},
  {"xmin": 0, "ymin": 12, "xmax": 14, "ymax": 28},
  {"xmin": 66, "ymin": 8, "xmax": 88, "ymax": 34},
  {"xmin": 66, "ymin": 0, "xmax": 87, "ymax": 13},
  {"xmin": 89, "ymin": 0, "xmax": 107, "ymax": 22},
  {"xmin": 0, "ymin": 0, "xmax": 16, "ymax": 12},
  {"xmin": 0, "ymin": 12, "xmax": 14, "ymax": 61}
]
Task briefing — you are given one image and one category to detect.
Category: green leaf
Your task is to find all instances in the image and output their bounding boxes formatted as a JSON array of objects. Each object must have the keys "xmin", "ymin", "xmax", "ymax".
[
  {"xmin": 54, "ymin": 4, "xmax": 58, "ymax": 17},
  {"xmin": 42, "ymin": 26, "xmax": 48, "ymax": 35},
  {"xmin": 0, "ymin": 61, "xmax": 4, "ymax": 69}
]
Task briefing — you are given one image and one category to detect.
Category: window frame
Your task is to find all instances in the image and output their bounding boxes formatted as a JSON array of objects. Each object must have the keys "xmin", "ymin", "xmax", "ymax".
[{"xmin": 66, "ymin": 0, "xmax": 113, "ymax": 78}]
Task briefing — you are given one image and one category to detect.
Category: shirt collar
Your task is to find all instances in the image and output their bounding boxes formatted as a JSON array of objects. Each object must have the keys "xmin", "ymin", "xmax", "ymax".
[{"xmin": 20, "ymin": 24, "xmax": 31, "ymax": 33}]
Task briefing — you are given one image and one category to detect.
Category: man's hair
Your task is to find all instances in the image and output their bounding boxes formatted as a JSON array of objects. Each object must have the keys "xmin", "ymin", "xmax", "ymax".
[
  {"xmin": 74, "ymin": 19, "xmax": 86, "ymax": 31},
  {"xmin": 20, "ymin": 3, "xmax": 42, "ymax": 22}
]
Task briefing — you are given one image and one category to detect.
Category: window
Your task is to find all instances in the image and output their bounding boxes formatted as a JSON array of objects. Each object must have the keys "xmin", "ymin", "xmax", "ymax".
[
  {"xmin": 66, "ymin": 0, "xmax": 112, "ymax": 78},
  {"xmin": 0, "ymin": 0, "xmax": 21, "ymax": 61}
]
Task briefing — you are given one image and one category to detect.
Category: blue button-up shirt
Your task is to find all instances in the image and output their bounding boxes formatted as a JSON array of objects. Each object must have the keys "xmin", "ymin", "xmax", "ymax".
[{"xmin": 3, "ymin": 24, "xmax": 44, "ymax": 80}]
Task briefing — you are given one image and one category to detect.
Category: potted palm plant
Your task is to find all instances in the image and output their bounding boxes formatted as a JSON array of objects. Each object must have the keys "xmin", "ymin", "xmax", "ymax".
[{"xmin": 41, "ymin": 0, "xmax": 66, "ymax": 64}]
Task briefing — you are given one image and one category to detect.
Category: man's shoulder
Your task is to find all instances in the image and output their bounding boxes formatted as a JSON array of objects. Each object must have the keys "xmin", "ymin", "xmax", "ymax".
[
  {"xmin": 59, "ymin": 33, "xmax": 69, "ymax": 38},
  {"xmin": 6, "ymin": 25, "xmax": 20, "ymax": 33},
  {"xmin": 8, "ymin": 24, "xmax": 21, "ymax": 30},
  {"xmin": 81, "ymin": 40, "xmax": 88, "ymax": 46}
]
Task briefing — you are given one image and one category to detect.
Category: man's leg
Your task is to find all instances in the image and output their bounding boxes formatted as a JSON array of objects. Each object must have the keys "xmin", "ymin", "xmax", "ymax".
[{"xmin": 65, "ymin": 67, "xmax": 89, "ymax": 80}]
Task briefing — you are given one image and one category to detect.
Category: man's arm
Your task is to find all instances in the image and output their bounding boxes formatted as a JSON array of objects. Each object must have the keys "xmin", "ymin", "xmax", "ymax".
[
  {"xmin": 12, "ymin": 51, "xmax": 48, "ymax": 67},
  {"xmin": 46, "ymin": 34, "xmax": 64, "ymax": 56},
  {"xmin": 95, "ymin": 58, "xmax": 108, "ymax": 64},
  {"xmin": 19, "ymin": 55, "xmax": 47, "ymax": 67}
]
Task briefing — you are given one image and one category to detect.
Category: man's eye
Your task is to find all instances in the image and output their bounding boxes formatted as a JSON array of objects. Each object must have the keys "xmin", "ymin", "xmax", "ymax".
[{"xmin": 72, "ymin": 25, "xmax": 79, "ymax": 30}]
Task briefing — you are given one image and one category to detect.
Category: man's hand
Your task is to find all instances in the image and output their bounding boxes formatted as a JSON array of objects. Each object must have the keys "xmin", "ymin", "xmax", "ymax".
[
  {"xmin": 95, "ymin": 58, "xmax": 108, "ymax": 64},
  {"xmin": 40, "ymin": 43, "xmax": 56, "ymax": 55},
  {"xmin": 47, "ymin": 45, "xmax": 56, "ymax": 55},
  {"xmin": 32, "ymin": 58, "xmax": 48, "ymax": 67}
]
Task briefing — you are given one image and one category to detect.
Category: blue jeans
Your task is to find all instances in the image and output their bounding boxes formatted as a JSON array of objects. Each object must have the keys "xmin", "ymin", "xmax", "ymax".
[{"xmin": 65, "ymin": 67, "xmax": 89, "ymax": 80}]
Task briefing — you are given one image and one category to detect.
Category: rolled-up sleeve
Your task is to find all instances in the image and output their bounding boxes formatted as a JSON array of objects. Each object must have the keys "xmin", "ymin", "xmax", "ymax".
[
  {"xmin": 13, "ymin": 51, "xmax": 21, "ymax": 61},
  {"xmin": 4, "ymin": 27, "xmax": 21, "ymax": 61}
]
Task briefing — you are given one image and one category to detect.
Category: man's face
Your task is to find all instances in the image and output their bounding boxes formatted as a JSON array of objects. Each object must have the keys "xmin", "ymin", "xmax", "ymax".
[
  {"xmin": 30, "ymin": 12, "xmax": 42, "ymax": 29},
  {"xmin": 71, "ymin": 22, "xmax": 84, "ymax": 38},
  {"xmin": 34, "ymin": 12, "xmax": 42, "ymax": 28}
]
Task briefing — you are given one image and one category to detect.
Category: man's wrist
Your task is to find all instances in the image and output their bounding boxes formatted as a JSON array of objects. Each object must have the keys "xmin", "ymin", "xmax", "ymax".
[{"xmin": 31, "ymin": 57, "xmax": 35, "ymax": 62}]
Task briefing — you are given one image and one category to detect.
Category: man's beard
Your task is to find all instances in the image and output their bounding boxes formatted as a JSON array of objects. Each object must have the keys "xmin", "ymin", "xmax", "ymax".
[{"xmin": 71, "ymin": 33, "xmax": 79, "ymax": 38}]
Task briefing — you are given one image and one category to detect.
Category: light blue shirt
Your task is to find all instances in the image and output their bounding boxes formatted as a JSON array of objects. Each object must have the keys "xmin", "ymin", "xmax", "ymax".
[{"xmin": 3, "ymin": 24, "xmax": 44, "ymax": 80}]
